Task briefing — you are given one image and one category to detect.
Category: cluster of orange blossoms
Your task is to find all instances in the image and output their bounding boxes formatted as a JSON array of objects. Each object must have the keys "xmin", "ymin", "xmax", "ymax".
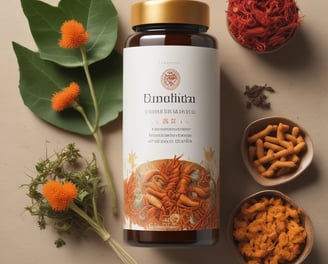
[
  {"xmin": 51, "ymin": 20, "xmax": 89, "ymax": 112},
  {"xmin": 35, "ymin": 17, "xmax": 138, "ymax": 264},
  {"xmin": 47, "ymin": 20, "xmax": 89, "ymax": 210}
]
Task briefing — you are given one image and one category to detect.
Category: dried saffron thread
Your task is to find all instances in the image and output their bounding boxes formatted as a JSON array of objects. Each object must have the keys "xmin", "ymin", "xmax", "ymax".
[{"xmin": 227, "ymin": 0, "xmax": 301, "ymax": 52}]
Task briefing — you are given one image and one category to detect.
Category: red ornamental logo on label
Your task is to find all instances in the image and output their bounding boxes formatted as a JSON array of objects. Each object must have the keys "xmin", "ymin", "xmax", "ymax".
[{"xmin": 161, "ymin": 69, "xmax": 181, "ymax": 90}]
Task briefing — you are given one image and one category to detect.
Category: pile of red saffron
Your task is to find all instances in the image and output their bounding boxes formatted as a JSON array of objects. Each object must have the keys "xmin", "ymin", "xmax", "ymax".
[{"xmin": 227, "ymin": 0, "xmax": 301, "ymax": 52}]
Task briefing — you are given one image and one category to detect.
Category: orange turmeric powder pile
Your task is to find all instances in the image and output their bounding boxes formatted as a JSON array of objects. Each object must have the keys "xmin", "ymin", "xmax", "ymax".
[{"xmin": 233, "ymin": 195, "xmax": 307, "ymax": 263}]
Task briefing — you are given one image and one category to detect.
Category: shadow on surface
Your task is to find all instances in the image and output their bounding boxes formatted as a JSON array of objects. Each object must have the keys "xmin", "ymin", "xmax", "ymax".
[{"xmin": 256, "ymin": 28, "xmax": 318, "ymax": 73}]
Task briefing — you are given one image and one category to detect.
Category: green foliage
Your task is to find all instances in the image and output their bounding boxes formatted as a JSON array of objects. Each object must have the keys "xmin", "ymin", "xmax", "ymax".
[
  {"xmin": 21, "ymin": 0, "xmax": 118, "ymax": 67},
  {"xmin": 23, "ymin": 143, "xmax": 103, "ymax": 244},
  {"xmin": 13, "ymin": 0, "xmax": 122, "ymax": 135},
  {"xmin": 55, "ymin": 238, "xmax": 66, "ymax": 248},
  {"xmin": 13, "ymin": 43, "xmax": 122, "ymax": 135}
]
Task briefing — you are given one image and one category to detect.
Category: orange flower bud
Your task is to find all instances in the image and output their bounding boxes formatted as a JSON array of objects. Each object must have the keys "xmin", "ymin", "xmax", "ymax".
[
  {"xmin": 59, "ymin": 20, "xmax": 89, "ymax": 49},
  {"xmin": 51, "ymin": 82, "xmax": 80, "ymax": 112},
  {"xmin": 43, "ymin": 180, "xmax": 78, "ymax": 211}
]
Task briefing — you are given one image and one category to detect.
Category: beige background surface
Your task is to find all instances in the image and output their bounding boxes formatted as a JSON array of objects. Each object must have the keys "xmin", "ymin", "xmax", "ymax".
[{"xmin": 1, "ymin": 0, "xmax": 327, "ymax": 263}]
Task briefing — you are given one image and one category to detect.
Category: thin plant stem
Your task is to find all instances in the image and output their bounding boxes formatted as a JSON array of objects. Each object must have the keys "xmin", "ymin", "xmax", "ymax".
[
  {"xmin": 92, "ymin": 129, "xmax": 118, "ymax": 216},
  {"xmin": 73, "ymin": 102, "xmax": 118, "ymax": 215},
  {"xmin": 91, "ymin": 177, "xmax": 100, "ymax": 223},
  {"xmin": 80, "ymin": 46, "xmax": 99, "ymax": 132},
  {"xmin": 76, "ymin": 47, "xmax": 118, "ymax": 216},
  {"xmin": 106, "ymin": 238, "xmax": 138, "ymax": 264},
  {"xmin": 70, "ymin": 202, "xmax": 137, "ymax": 264},
  {"xmin": 73, "ymin": 102, "xmax": 93, "ymax": 132},
  {"xmin": 70, "ymin": 202, "xmax": 109, "ymax": 240}
]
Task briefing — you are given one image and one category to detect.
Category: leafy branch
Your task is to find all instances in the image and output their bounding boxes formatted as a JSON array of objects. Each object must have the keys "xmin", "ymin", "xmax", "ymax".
[{"xmin": 13, "ymin": 0, "xmax": 122, "ymax": 214}]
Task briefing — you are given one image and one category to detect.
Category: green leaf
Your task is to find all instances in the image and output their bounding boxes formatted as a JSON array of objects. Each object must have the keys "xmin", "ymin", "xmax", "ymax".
[
  {"xmin": 12, "ymin": 42, "xmax": 122, "ymax": 135},
  {"xmin": 21, "ymin": 0, "xmax": 118, "ymax": 67}
]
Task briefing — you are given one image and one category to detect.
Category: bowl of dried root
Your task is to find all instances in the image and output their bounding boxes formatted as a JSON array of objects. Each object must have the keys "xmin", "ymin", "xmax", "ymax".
[{"xmin": 241, "ymin": 116, "xmax": 314, "ymax": 186}]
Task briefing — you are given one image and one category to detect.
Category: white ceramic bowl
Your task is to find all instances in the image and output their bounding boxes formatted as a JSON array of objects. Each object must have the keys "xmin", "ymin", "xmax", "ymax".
[
  {"xmin": 228, "ymin": 190, "xmax": 314, "ymax": 264},
  {"xmin": 241, "ymin": 116, "xmax": 314, "ymax": 186}
]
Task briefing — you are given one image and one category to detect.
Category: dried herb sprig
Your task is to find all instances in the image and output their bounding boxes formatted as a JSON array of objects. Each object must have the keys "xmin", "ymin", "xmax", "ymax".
[{"xmin": 23, "ymin": 143, "xmax": 137, "ymax": 264}]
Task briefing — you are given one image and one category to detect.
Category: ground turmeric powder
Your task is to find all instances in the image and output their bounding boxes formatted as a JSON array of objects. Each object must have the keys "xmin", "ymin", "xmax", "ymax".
[{"xmin": 233, "ymin": 195, "xmax": 307, "ymax": 263}]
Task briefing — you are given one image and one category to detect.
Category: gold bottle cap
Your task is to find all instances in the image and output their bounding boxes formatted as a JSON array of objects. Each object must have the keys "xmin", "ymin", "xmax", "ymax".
[{"xmin": 131, "ymin": 0, "xmax": 210, "ymax": 28}]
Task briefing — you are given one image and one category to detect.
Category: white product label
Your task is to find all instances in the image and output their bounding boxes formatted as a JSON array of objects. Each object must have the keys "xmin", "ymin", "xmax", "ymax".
[{"xmin": 123, "ymin": 45, "xmax": 220, "ymax": 231}]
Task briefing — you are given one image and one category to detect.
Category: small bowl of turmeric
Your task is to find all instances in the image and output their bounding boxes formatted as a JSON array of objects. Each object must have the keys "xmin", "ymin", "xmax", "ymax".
[
  {"xmin": 241, "ymin": 116, "xmax": 314, "ymax": 186},
  {"xmin": 229, "ymin": 190, "xmax": 314, "ymax": 264}
]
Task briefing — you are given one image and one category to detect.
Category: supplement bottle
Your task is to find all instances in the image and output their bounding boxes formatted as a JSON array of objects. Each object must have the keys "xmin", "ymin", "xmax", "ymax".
[{"xmin": 123, "ymin": 0, "xmax": 220, "ymax": 246}]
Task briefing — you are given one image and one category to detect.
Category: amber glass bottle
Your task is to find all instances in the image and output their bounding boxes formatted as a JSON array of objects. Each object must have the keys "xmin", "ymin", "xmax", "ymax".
[{"xmin": 123, "ymin": 0, "xmax": 220, "ymax": 246}]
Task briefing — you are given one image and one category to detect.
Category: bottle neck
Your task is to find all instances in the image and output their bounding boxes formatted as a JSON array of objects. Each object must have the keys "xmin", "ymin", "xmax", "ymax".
[{"xmin": 133, "ymin": 23, "xmax": 208, "ymax": 34}]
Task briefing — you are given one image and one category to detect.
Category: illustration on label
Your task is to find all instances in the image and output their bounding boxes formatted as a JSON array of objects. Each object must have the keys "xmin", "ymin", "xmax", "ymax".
[
  {"xmin": 124, "ymin": 149, "xmax": 219, "ymax": 231},
  {"xmin": 161, "ymin": 68, "xmax": 181, "ymax": 90}
]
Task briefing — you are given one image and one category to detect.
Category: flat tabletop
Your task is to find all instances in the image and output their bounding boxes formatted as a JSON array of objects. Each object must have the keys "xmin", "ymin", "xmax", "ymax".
[{"xmin": 1, "ymin": 0, "xmax": 327, "ymax": 263}]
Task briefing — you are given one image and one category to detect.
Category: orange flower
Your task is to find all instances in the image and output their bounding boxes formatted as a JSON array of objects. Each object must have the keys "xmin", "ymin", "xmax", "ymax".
[
  {"xmin": 43, "ymin": 180, "xmax": 78, "ymax": 211},
  {"xmin": 59, "ymin": 20, "xmax": 89, "ymax": 49},
  {"xmin": 51, "ymin": 82, "xmax": 80, "ymax": 112}
]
